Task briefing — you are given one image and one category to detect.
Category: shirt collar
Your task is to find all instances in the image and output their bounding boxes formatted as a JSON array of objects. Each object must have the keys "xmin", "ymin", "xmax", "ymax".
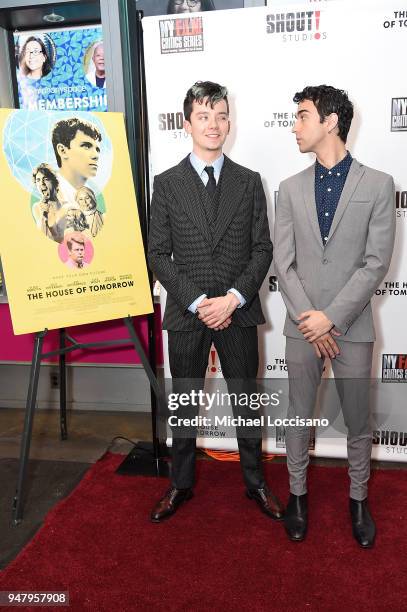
[
  {"xmin": 189, "ymin": 151, "xmax": 224, "ymax": 181},
  {"xmin": 57, "ymin": 173, "xmax": 79, "ymax": 206},
  {"xmin": 315, "ymin": 151, "xmax": 352, "ymax": 179}
]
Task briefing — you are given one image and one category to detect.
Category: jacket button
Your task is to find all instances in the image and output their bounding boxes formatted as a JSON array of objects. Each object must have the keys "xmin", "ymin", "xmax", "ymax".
[{"xmin": 322, "ymin": 258, "xmax": 328, "ymax": 264}]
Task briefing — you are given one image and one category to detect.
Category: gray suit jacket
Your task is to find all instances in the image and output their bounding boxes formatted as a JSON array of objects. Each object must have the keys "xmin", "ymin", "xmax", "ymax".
[
  {"xmin": 148, "ymin": 155, "xmax": 273, "ymax": 331},
  {"xmin": 274, "ymin": 158, "xmax": 396, "ymax": 342}
]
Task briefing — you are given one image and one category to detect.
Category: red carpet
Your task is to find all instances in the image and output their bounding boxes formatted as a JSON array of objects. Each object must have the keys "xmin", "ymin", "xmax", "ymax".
[{"xmin": 0, "ymin": 454, "xmax": 406, "ymax": 611}]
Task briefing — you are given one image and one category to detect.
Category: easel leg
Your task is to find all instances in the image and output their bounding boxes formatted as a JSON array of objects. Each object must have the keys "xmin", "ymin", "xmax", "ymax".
[
  {"xmin": 59, "ymin": 328, "xmax": 68, "ymax": 440},
  {"xmin": 12, "ymin": 330, "xmax": 47, "ymax": 525},
  {"xmin": 124, "ymin": 316, "xmax": 160, "ymax": 459},
  {"xmin": 124, "ymin": 316, "xmax": 160, "ymax": 397},
  {"xmin": 119, "ymin": 316, "xmax": 168, "ymax": 477}
]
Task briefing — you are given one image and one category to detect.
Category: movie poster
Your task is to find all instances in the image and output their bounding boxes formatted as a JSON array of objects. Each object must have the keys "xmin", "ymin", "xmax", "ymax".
[
  {"xmin": 13, "ymin": 26, "xmax": 107, "ymax": 112},
  {"xmin": 0, "ymin": 109, "xmax": 153, "ymax": 334}
]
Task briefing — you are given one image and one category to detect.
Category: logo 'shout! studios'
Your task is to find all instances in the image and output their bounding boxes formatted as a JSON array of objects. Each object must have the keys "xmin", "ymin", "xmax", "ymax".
[
  {"xmin": 396, "ymin": 190, "xmax": 407, "ymax": 218},
  {"xmin": 158, "ymin": 111, "xmax": 184, "ymax": 131},
  {"xmin": 391, "ymin": 97, "xmax": 407, "ymax": 132},
  {"xmin": 158, "ymin": 110, "xmax": 189, "ymax": 142},
  {"xmin": 159, "ymin": 17, "xmax": 204, "ymax": 54},
  {"xmin": 266, "ymin": 10, "xmax": 326, "ymax": 42},
  {"xmin": 382, "ymin": 354, "xmax": 407, "ymax": 382}
]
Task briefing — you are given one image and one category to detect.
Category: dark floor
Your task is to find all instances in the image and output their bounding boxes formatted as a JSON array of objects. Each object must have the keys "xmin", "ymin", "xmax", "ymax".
[
  {"xmin": 0, "ymin": 408, "xmax": 152, "ymax": 462},
  {"xmin": 1, "ymin": 458, "xmax": 89, "ymax": 569},
  {"xmin": 1, "ymin": 407, "xmax": 406, "ymax": 568},
  {"xmin": 0, "ymin": 407, "xmax": 153, "ymax": 568}
]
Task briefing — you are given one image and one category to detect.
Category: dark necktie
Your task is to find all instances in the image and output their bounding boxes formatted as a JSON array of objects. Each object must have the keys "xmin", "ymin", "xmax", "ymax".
[{"xmin": 204, "ymin": 166, "xmax": 216, "ymax": 197}]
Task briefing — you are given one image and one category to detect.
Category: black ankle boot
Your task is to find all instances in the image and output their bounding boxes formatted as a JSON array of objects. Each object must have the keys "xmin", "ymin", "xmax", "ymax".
[
  {"xmin": 284, "ymin": 493, "xmax": 308, "ymax": 542},
  {"xmin": 349, "ymin": 498, "xmax": 376, "ymax": 548}
]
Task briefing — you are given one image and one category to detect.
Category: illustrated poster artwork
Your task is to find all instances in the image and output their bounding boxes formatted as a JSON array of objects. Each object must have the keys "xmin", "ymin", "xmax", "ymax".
[{"xmin": 0, "ymin": 109, "xmax": 153, "ymax": 334}]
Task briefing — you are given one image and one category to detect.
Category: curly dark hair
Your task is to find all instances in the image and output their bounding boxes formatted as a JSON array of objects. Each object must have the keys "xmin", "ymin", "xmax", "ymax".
[
  {"xmin": 52, "ymin": 118, "xmax": 102, "ymax": 168},
  {"xmin": 183, "ymin": 80, "xmax": 228, "ymax": 122},
  {"xmin": 293, "ymin": 85, "xmax": 353, "ymax": 143},
  {"xmin": 32, "ymin": 163, "xmax": 58, "ymax": 189},
  {"xmin": 19, "ymin": 36, "xmax": 52, "ymax": 78}
]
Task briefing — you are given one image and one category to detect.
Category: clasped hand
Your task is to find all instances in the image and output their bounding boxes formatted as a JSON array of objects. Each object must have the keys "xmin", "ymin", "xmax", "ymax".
[
  {"xmin": 298, "ymin": 309, "xmax": 333, "ymax": 341},
  {"xmin": 197, "ymin": 293, "xmax": 240, "ymax": 330},
  {"xmin": 297, "ymin": 309, "xmax": 341, "ymax": 358}
]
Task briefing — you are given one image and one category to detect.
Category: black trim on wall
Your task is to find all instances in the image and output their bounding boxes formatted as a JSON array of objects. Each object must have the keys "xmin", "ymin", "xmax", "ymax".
[{"xmin": 118, "ymin": 1, "xmax": 150, "ymax": 249}]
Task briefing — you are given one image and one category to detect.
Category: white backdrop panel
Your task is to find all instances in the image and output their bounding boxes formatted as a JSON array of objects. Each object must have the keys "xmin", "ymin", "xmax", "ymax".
[{"xmin": 143, "ymin": 0, "xmax": 407, "ymax": 460}]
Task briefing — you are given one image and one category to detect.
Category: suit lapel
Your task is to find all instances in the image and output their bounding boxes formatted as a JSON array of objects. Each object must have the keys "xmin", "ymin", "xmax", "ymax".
[
  {"xmin": 303, "ymin": 164, "xmax": 322, "ymax": 245},
  {"xmin": 326, "ymin": 159, "xmax": 365, "ymax": 243},
  {"xmin": 212, "ymin": 156, "xmax": 248, "ymax": 250},
  {"xmin": 170, "ymin": 156, "xmax": 213, "ymax": 246}
]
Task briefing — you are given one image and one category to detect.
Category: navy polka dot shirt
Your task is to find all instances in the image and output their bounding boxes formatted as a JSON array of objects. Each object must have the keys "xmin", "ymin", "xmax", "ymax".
[{"xmin": 315, "ymin": 152, "xmax": 352, "ymax": 245}]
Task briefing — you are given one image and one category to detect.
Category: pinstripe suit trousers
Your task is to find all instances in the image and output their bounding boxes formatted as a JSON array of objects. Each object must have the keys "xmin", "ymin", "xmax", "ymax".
[{"xmin": 168, "ymin": 325, "xmax": 266, "ymax": 490}]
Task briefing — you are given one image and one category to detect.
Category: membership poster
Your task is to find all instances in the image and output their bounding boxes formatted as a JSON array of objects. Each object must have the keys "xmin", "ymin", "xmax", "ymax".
[
  {"xmin": 13, "ymin": 26, "xmax": 107, "ymax": 112},
  {"xmin": 0, "ymin": 109, "xmax": 153, "ymax": 334}
]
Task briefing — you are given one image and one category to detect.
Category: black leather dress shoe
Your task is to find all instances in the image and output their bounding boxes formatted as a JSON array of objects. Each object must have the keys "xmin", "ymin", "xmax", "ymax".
[
  {"xmin": 349, "ymin": 498, "xmax": 376, "ymax": 548},
  {"xmin": 150, "ymin": 487, "xmax": 193, "ymax": 523},
  {"xmin": 284, "ymin": 493, "xmax": 308, "ymax": 541},
  {"xmin": 246, "ymin": 487, "xmax": 285, "ymax": 520}
]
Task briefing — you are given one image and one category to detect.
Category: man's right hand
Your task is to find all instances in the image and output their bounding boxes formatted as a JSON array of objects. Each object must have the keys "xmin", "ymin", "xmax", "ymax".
[
  {"xmin": 197, "ymin": 294, "xmax": 239, "ymax": 329},
  {"xmin": 312, "ymin": 332, "xmax": 340, "ymax": 359},
  {"xmin": 197, "ymin": 298, "xmax": 232, "ymax": 331},
  {"xmin": 214, "ymin": 317, "xmax": 232, "ymax": 331}
]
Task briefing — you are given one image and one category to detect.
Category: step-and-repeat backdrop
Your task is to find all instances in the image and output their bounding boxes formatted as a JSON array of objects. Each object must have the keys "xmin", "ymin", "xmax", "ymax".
[{"xmin": 143, "ymin": 0, "xmax": 407, "ymax": 461}]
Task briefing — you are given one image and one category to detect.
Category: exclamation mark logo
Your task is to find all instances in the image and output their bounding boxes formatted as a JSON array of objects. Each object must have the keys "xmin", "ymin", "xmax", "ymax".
[
  {"xmin": 210, "ymin": 349, "xmax": 217, "ymax": 373},
  {"xmin": 314, "ymin": 11, "xmax": 320, "ymax": 39}
]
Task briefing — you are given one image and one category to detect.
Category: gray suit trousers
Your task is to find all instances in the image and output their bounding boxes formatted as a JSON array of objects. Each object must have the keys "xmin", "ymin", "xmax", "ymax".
[{"xmin": 285, "ymin": 338, "xmax": 373, "ymax": 500}]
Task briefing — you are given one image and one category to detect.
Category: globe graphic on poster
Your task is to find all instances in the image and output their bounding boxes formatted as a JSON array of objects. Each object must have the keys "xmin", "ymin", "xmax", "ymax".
[{"xmin": 2, "ymin": 110, "xmax": 113, "ymax": 195}]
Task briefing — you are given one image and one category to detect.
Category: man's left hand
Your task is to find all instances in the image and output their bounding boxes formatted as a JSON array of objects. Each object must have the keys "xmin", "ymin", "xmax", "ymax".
[
  {"xmin": 297, "ymin": 310, "xmax": 333, "ymax": 342},
  {"xmin": 197, "ymin": 293, "xmax": 240, "ymax": 329}
]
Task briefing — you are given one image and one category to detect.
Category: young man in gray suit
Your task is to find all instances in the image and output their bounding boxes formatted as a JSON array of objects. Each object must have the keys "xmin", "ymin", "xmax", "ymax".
[
  {"xmin": 148, "ymin": 81, "xmax": 284, "ymax": 522},
  {"xmin": 274, "ymin": 85, "xmax": 395, "ymax": 548}
]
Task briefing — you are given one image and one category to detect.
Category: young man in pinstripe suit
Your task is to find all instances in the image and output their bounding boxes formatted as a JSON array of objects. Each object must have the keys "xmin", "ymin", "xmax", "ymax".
[{"xmin": 148, "ymin": 81, "xmax": 283, "ymax": 523}]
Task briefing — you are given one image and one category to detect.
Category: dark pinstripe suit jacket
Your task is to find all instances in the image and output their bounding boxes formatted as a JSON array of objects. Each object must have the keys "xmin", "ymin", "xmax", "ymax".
[{"xmin": 148, "ymin": 155, "xmax": 273, "ymax": 331}]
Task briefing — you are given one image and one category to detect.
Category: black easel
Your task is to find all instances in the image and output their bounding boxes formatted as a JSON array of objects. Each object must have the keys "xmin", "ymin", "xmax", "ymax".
[
  {"xmin": 12, "ymin": 316, "xmax": 169, "ymax": 525},
  {"xmin": 12, "ymin": 5, "xmax": 169, "ymax": 525},
  {"xmin": 114, "ymin": 5, "xmax": 169, "ymax": 477}
]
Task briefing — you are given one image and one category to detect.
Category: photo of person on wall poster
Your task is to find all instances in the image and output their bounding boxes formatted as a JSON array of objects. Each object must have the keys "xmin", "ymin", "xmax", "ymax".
[
  {"xmin": 18, "ymin": 35, "xmax": 54, "ymax": 81},
  {"xmin": 84, "ymin": 41, "xmax": 106, "ymax": 89},
  {"xmin": 14, "ymin": 26, "xmax": 108, "ymax": 111},
  {"xmin": 135, "ymin": 0, "xmax": 244, "ymax": 17},
  {"xmin": 167, "ymin": 0, "xmax": 215, "ymax": 13}
]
